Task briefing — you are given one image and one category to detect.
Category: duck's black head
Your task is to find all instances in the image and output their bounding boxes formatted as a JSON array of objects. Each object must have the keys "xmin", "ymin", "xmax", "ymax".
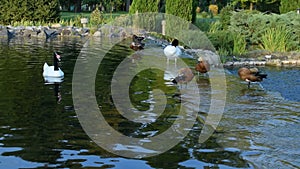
[{"xmin": 171, "ymin": 39, "xmax": 179, "ymax": 47}]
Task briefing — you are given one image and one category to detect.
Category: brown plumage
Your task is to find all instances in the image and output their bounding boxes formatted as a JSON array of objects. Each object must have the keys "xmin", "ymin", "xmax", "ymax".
[
  {"xmin": 172, "ymin": 68, "xmax": 194, "ymax": 85},
  {"xmin": 130, "ymin": 42, "xmax": 144, "ymax": 51},
  {"xmin": 195, "ymin": 57, "xmax": 210, "ymax": 74},
  {"xmin": 238, "ymin": 67, "xmax": 267, "ymax": 88},
  {"xmin": 130, "ymin": 34, "xmax": 145, "ymax": 51}
]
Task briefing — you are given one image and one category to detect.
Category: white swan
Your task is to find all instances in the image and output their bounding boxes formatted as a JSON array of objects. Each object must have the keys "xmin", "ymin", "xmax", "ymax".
[
  {"xmin": 163, "ymin": 39, "xmax": 182, "ymax": 66},
  {"xmin": 43, "ymin": 52, "xmax": 64, "ymax": 78}
]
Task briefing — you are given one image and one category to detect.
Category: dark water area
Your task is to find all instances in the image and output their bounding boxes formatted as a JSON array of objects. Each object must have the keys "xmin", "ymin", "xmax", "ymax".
[{"xmin": 0, "ymin": 37, "xmax": 299, "ymax": 169}]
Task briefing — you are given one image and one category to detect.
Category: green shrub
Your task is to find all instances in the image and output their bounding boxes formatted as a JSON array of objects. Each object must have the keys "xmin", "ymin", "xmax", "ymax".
[
  {"xmin": 280, "ymin": 0, "xmax": 300, "ymax": 14},
  {"xmin": 200, "ymin": 11, "xmax": 209, "ymax": 18},
  {"xmin": 195, "ymin": 18, "xmax": 216, "ymax": 32},
  {"xmin": 219, "ymin": 5, "xmax": 234, "ymax": 30},
  {"xmin": 229, "ymin": 10, "xmax": 300, "ymax": 52},
  {"xmin": 208, "ymin": 20, "xmax": 223, "ymax": 33},
  {"xmin": 217, "ymin": 46, "xmax": 230, "ymax": 63},
  {"xmin": 73, "ymin": 15, "xmax": 82, "ymax": 27},
  {"xmin": 0, "ymin": 0, "xmax": 59, "ymax": 25},
  {"xmin": 177, "ymin": 30, "xmax": 215, "ymax": 50},
  {"xmin": 208, "ymin": 30, "xmax": 234, "ymax": 55},
  {"xmin": 260, "ymin": 26, "xmax": 296, "ymax": 52},
  {"xmin": 90, "ymin": 6, "xmax": 104, "ymax": 27},
  {"xmin": 233, "ymin": 33, "xmax": 247, "ymax": 56}
]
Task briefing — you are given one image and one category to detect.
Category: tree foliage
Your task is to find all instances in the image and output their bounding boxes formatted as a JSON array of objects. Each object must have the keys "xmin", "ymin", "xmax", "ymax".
[
  {"xmin": 165, "ymin": 0, "xmax": 197, "ymax": 23},
  {"xmin": 231, "ymin": 0, "xmax": 279, "ymax": 11},
  {"xmin": 129, "ymin": 0, "xmax": 160, "ymax": 32},
  {"xmin": 229, "ymin": 11, "xmax": 299, "ymax": 51},
  {"xmin": 280, "ymin": 0, "xmax": 300, "ymax": 14},
  {"xmin": 0, "ymin": 0, "xmax": 60, "ymax": 25},
  {"xmin": 129, "ymin": 0, "xmax": 160, "ymax": 13},
  {"xmin": 164, "ymin": 0, "xmax": 197, "ymax": 37}
]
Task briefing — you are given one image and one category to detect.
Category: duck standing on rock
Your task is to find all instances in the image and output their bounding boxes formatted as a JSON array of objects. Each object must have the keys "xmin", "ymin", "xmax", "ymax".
[
  {"xmin": 130, "ymin": 34, "xmax": 145, "ymax": 51},
  {"xmin": 195, "ymin": 56, "xmax": 210, "ymax": 75},
  {"xmin": 238, "ymin": 67, "xmax": 267, "ymax": 89}
]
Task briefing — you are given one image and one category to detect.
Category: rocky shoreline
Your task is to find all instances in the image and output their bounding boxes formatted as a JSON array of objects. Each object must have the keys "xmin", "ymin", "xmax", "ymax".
[
  {"xmin": 223, "ymin": 51, "xmax": 300, "ymax": 67},
  {"xmin": 0, "ymin": 24, "xmax": 134, "ymax": 39},
  {"xmin": 1, "ymin": 25, "xmax": 299, "ymax": 67}
]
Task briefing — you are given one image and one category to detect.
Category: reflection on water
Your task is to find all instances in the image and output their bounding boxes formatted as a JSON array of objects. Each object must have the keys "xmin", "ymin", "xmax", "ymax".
[{"xmin": 0, "ymin": 37, "xmax": 299, "ymax": 168}]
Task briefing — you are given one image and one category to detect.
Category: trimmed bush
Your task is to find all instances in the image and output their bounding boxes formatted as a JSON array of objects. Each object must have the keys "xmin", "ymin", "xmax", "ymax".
[{"xmin": 90, "ymin": 6, "xmax": 104, "ymax": 27}]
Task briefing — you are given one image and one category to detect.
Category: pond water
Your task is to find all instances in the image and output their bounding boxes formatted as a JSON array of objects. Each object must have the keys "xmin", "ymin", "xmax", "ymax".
[{"xmin": 0, "ymin": 37, "xmax": 299, "ymax": 169}]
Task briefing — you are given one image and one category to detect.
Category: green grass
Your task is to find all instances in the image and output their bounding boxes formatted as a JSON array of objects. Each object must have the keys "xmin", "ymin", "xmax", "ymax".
[
  {"xmin": 60, "ymin": 11, "xmax": 128, "ymax": 21},
  {"xmin": 194, "ymin": 14, "xmax": 219, "ymax": 32}
]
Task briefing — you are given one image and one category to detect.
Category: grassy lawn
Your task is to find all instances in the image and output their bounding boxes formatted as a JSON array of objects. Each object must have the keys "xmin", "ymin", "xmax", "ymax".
[
  {"xmin": 59, "ymin": 11, "xmax": 218, "ymax": 32},
  {"xmin": 60, "ymin": 11, "xmax": 128, "ymax": 21}
]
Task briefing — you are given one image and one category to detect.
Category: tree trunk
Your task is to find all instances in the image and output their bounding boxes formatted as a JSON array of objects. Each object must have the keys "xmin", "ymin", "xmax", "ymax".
[
  {"xmin": 250, "ymin": 2, "xmax": 253, "ymax": 10},
  {"xmin": 75, "ymin": 0, "xmax": 82, "ymax": 12},
  {"xmin": 126, "ymin": 0, "xmax": 131, "ymax": 11},
  {"xmin": 67, "ymin": 0, "xmax": 71, "ymax": 11}
]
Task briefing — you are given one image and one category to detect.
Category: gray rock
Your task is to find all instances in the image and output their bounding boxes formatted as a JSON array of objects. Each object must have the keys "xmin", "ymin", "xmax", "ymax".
[{"xmin": 93, "ymin": 31, "xmax": 101, "ymax": 37}]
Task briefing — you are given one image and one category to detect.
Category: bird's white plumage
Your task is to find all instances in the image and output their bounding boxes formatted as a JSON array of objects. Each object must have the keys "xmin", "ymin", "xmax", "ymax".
[{"xmin": 43, "ymin": 63, "xmax": 64, "ymax": 77}]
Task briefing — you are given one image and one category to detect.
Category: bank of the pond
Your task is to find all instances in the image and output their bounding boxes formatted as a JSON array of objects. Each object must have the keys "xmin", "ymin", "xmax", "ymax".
[
  {"xmin": 223, "ymin": 51, "xmax": 300, "ymax": 67},
  {"xmin": 1, "ymin": 25, "xmax": 299, "ymax": 67},
  {"xmin": 0, "ymin": 24, "xmax": 140, "ymax": 40}
]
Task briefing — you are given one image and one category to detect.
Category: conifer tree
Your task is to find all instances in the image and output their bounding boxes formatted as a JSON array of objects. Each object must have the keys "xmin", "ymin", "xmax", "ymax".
[
  {"xmin": 165, "ymin": 0, "xmax": 197, "ymax": 23},
  {"xmin": 129, "ymin": 0, "xmax": 160, "ymax": 13},
  {"xmin": 0, "ymin": 0, "xmax": 60, "ymax": 25},
  {"xmin": 165, "ymin": 0, "xmax": 197, "ymax": 36},
  {"xmin": 129, "ymin": 0, "xmax": 160, "ymax": 32}
]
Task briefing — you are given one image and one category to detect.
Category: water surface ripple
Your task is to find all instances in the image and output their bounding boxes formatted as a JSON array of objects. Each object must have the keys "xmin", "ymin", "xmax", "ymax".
[{"xmin": 0, "ymin": 37, "xmax": 299, "ymax": 168}]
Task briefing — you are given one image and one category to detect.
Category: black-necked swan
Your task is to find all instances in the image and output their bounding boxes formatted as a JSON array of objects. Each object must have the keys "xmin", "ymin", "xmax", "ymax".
[
  {"xmin": 163, "ymin": 39, "xmax": 182, "ymax": 66},
  {"xmin": 43, "ymin": 52, "xmax": 64, "ymax": 78}
]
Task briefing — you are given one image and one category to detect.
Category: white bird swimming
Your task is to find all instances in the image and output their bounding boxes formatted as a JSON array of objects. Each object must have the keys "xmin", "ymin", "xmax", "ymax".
[
  {"xmin": 163, "ymin": 39, "xmax": 182, "ymax": 66},
  {"xmin": 43, "ymin": 52, "xmax": 64, "ymax": 78}
]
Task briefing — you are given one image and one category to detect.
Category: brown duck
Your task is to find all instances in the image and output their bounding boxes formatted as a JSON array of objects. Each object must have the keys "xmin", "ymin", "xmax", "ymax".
[
  {"xmin": 172, "ymin": 68, "xmax": 194, "ymax": 85},
  {"xmin": 195, "ymin": 57, "xmax": 210, "ymax": 74},
  {"xmin": 238, "ymin": 67, "xmax": 267, "ymax": 88}
]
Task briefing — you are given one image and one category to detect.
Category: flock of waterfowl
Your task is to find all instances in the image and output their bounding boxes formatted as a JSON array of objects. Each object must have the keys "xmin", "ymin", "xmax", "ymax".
[
  {"xmin": 129, "ymin": 34, "xmax": 268, "ymax": 89},
  {"xmin": 42, "ymin": 34, "xmax": 268, "ymax": 91}
]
